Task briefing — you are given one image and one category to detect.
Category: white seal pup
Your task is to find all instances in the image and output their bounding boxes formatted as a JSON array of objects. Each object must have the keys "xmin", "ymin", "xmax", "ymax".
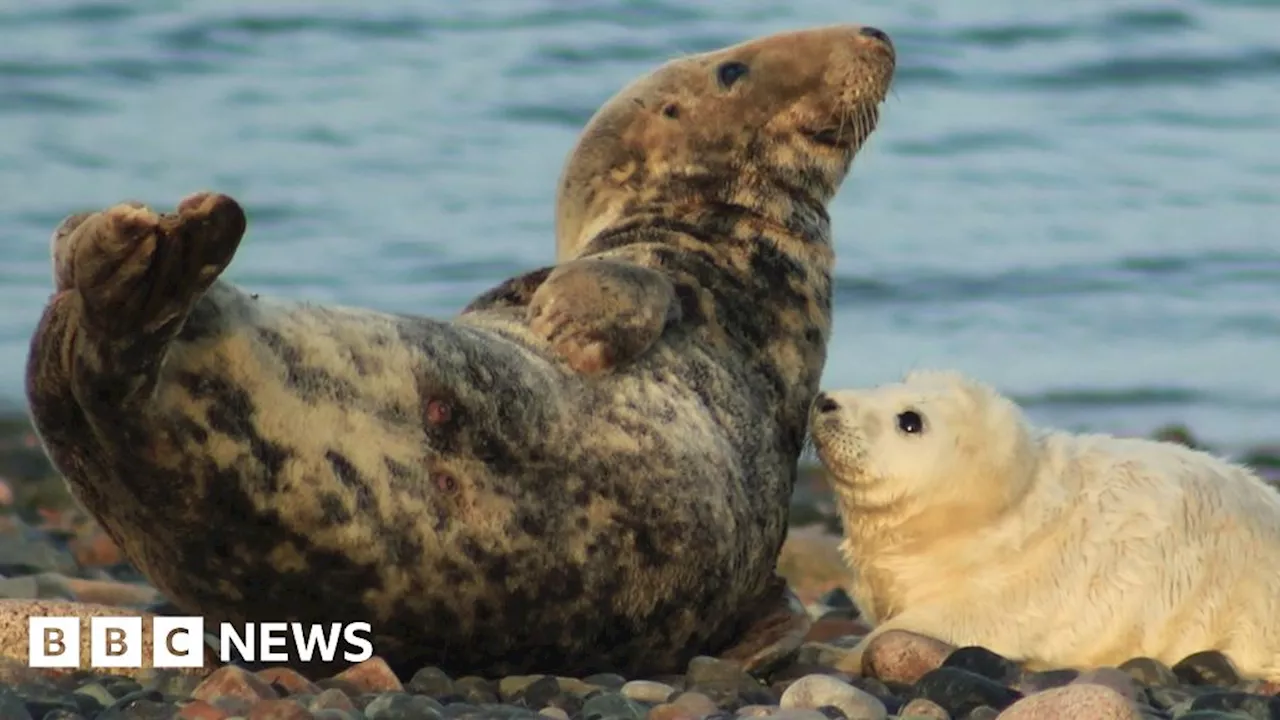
[{"xmin": 808, "ymin": 368, "xmax": 1280, "ymax": 680}]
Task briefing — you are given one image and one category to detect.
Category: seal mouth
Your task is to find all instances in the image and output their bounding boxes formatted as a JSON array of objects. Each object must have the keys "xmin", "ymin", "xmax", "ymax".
[
  {"xmin": 802, "ymin": 127, "xmax": 847, "ymax": 148},
  {"xmin": 802, "ymin": 103, "xmax": 882, "ymax": 151}
]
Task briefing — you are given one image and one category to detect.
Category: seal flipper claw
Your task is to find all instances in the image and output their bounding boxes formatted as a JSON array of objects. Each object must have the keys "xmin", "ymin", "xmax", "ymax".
[
  {"xmin": 715, "ymin": 577, "xmax": 812, "ymax": 674},
  {"xmin": 527, "ymin": 258, "xmax": 680, "ymax": 375}
]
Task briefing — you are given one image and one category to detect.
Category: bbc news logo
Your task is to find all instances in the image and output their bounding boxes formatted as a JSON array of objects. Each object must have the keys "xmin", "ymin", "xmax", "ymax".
[{"xmin": 28, "ymin": 617, "xmax": 374, "ymax": 668}]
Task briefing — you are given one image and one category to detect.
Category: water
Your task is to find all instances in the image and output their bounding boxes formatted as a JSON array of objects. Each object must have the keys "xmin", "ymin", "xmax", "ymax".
[{"xmin": 1, "ymin": 0, "xmax": 1278, "ymax": 452}]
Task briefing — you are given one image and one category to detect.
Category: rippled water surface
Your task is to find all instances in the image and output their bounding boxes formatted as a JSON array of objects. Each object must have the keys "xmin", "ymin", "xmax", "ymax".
[{"xmin": 2, "ymin": 0, "xmax": 1278, "ymax": 450}]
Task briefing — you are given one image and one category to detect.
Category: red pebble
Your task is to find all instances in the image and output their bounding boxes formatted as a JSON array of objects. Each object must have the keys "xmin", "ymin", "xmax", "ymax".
[
  {"xmin": 192, "ymin": 665, "xmax": 280, "ymax": 706},
  {"xmin": 331, "ymin": 656, "xmax": 404, "ymax": 693},
  {"xmin": 862, "ymin": 630, "xmax": 956, "ymax": 684}
]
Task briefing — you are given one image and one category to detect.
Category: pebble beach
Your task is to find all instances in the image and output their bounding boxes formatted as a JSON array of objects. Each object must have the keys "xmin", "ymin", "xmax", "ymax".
[
  {"xmin": 2, "ymin": 416, "xmax": 1279, "ymax": 720},
  {"xmin": 2, "ymin": 632, "xmax": 1277, "ymax": 720}
]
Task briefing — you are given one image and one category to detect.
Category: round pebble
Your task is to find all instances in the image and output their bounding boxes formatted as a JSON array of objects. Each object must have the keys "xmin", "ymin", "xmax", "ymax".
[
  {"xmin": 669, "ymin": 690, "xmax": 720, "ymax": 717},
  {"xmin": 407, "ymin": 667, "xmax": 454, "ymax": 697},
  {"xmin": 621, "ymin": 680, "xmax": 676, "ymax": 704},
  {"xmin": 1119, "ymin": 657, "xmax": 1180, "ymax": 688},
  {"xmin": 685, "ymin": 656, "xmax": 767, "ymax": 708},
  {"xmin": 583, "ymin": 673, "xmax": 628, "ymax": 690},
  {"xmin": 308, "ymin": 688, "xmax": 356, "ymax": 712},
  {"xmin": 554, "ymin": 677, "xmax": 598, "ymax": 696},
  {"xmin": 862, "ymin": 631, "xmax": 957, "ymax": 685},
  {"xmin": 453, "ymin": 676, "xmax": 500, "ymax": 705},
  {"xmin": 897, "ymin": 697, "xmax": 951, "ymax": 719},
  {"xmin": 910, "ymin": 667, "xmax": 1022, "ymax": 717},
  {"xmin": 995, "ymin": 683, "xmax": 1141, "ymax": 719},
  {"xmin": 780, "ymin": 674, "xmax": 887, "ymax": 720},
  {"xmin": 71, "ymin": 682, "xmax": 115, "ymax": 711},
  {"xmin": 942, "ymin": 647, "xmax": 1021, "ymax": 685},
  {"xmin": 579, "ymin": 691, "xmax": 647, "ymax": 720},
  {"xmin": 515, "ymin": 676, "xmax": 562, "ymax": 709},
  {"xmin": 1174, "ymin": 651, "xmax": 1244, "ymax": 688}
]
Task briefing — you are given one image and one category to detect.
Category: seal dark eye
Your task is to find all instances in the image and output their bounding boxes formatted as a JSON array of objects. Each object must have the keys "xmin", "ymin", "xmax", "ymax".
[
  {"xmin": 662, "ymin": 103, "xmax": 679, "ymax": 119},
  {"xmin": 716, "ymin": 61, "xmax": 749, "ymax": 89},
  {"xmin": 897, "ymin": 410, "xmax": 924, "ymax": 435}
]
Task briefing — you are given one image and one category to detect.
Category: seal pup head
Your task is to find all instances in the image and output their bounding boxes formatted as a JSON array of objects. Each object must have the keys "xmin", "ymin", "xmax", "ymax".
[
  {"xmin": 555, "ymin": 24, "xmax": 896, "ymax": 260},
  {"xmin": 808, "ymin": 369, "xmax": 1041, "ymax": 541}
]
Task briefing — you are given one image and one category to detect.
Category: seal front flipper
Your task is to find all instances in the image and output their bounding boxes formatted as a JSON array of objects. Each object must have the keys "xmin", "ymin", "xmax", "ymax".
[
  {"xmin": 34, "ymin": 192, "xmax": 246, "ymax": 411},
  {"xmin": 715, "ymin": 575, "xmax": 813, "ymax": 674},
  {"xmin": 526, "ymin": 258, "xmax": 681, "ymax": 375}
]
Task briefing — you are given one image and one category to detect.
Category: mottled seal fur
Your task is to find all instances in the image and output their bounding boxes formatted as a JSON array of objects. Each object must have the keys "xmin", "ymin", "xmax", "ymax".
[
  {"xmin": 810, "ymin": 369, "xmax": 1280, "ymax": 681},
  {"xmin": 25, "ymin": 24, "xmax": 895, "ymax": 678}
]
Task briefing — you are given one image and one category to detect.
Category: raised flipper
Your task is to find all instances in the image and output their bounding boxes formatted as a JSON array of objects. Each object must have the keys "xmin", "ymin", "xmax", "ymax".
[
  {"xmin": 31, "ymin": 192, "xmax": 247, "ymax": 414},
  {"xmin": 525, "ymin": 258, "xmax": 681, "ymax": 375}
]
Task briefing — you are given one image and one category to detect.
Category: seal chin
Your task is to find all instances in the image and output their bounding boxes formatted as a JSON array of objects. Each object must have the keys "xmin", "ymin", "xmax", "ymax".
[{"xmin": 808, "ymin": 417, "xmax": 867, "ymax": 488}]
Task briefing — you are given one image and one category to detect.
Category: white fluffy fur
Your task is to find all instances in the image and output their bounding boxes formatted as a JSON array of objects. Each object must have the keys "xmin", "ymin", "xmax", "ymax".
[{"xmin": 808, "ymin": 368, "xmax": 1280, "ymax": 680}]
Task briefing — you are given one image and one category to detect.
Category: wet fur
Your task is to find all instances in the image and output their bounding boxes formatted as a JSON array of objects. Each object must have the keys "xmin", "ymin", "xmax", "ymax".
[
  {"xmin": 810, "ymin": 369, "xmax": 1280, "ymax": 681},
  {"xmin": 25, "ymin": 26, "xmax": 895, "ymax": 678}
]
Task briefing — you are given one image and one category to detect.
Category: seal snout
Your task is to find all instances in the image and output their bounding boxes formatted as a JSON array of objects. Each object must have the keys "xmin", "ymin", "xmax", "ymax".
[{"xmin": 857, "ymin": 26, "xmax": 894, "ymax": 54}]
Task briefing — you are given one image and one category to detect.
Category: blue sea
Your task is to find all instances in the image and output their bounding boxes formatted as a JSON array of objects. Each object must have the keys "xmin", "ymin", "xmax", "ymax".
[{"xmin": 1, "ymin": 0, "xmax": 1278, "ymax": 453}]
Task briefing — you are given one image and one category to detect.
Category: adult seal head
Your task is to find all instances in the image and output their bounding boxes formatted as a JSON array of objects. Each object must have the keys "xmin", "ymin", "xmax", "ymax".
[{"xmin": 25, "ymin": 24, "xmax": 895, "ymax": 679}]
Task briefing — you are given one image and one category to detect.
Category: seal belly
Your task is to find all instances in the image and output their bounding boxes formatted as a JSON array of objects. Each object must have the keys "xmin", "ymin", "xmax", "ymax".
[{"xmin": 62, "ymin": 281, "xmax": 763, "ymax": 676}]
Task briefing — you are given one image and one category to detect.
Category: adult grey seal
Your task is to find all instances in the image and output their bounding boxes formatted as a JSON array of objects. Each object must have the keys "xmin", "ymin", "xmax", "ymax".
[{"xmin": 24, "ymin": 23, "xmax": 895, "ymax": 678}]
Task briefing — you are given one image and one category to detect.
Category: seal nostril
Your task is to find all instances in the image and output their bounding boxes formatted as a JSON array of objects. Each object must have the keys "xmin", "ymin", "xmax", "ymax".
[
  {"xmin": 859, "ymin": 26, "xmax": 893, "ymax": 49},
  {"xmin": 815, "ymin": 393, "xmax": 839, "ymax": 414}
]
